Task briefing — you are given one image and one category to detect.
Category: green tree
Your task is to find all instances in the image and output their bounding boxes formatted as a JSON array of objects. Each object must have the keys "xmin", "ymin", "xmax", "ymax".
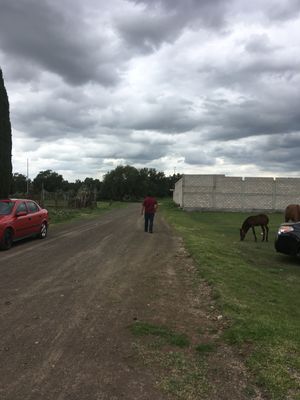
[
  {"xmin": 0, "ymin": 68, "xmax": 12, "ymax": 198},
  {"xmin": 33, "ymin": 170, "xmax": 64, "ymax": 192},
  {"xmin": 101, "ymin": 165, "xmax": 140, "ymax": 201},
  {"xmin": 101, "ymin": 165, "xmax": 175, "ymax": 200},
  {"xmin": 138, "ymin": 168, "xmax": 168, "ymax": 197},
  {"xmin": 65, "ymin": 179, "xmax": 82, "ymax": 193},
  {"xmin": 83, "ymin": 177, "xmax": 101, "ymax": 191},
  {"xmin": 11, "ymin": 173, "xmax": 28, "ymax": 194},
  {"xmin": 83, "ymin": 177, "xmax": 102, "ymax": 200}
]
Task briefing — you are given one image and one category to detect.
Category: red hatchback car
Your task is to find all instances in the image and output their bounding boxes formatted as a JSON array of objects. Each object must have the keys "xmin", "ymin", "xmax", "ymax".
[{"xmin": 0, "ymin": 199, "xmax": 48, "ymax": 250}]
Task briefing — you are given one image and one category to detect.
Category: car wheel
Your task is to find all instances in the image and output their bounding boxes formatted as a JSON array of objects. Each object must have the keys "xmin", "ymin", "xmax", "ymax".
[
  {"xmin": 39, "ymin": 222, "xmax": 48, "ymax": 239},
  {"xmin": 0, "ymin": 229, "xmax": 13, "ymax": 250}
]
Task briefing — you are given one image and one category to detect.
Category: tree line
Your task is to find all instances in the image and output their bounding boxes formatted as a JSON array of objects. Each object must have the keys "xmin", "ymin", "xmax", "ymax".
[{"xmin": 11, "ymin": 167, "xmax": 181, "ymax": 200}]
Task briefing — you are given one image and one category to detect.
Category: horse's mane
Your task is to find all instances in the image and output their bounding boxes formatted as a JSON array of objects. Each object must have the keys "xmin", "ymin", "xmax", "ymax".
[{"xmin": 241, "ymin": 217, "xmax": 252, "ymax": 232}]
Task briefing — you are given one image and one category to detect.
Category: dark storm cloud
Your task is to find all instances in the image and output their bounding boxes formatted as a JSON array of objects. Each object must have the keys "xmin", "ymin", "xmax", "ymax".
[
  {"xmin": 265, "ymin": 0, "xmax": 300, "ymax": 21},
  {"xmin": 115, "ymin": 14, "xmax": 178, "ymax": 53},
  {"xmin": 182, "ymin": 149, "xmax": 216, "ymax": 166},
  {"xmin": 124, "ymin": 106, "xmax": 198, "ymax": 133},
  {"xmin": 130, "ymin": 0, "xmax": 227, "ymax": 27},
  {"xmin": 81, "ymin": 136, "xmax": 168, "ymax": 162},
  {"xmin": 198, "ymin": 53, "xmax": 300, "ymax": 93},
  {"xmin": 227, "ymin": 0, "xmax": 300, "ymax": 23},
  {"xmin": 9, "ymin": 86, "xmax": 102, "ymax": 140},
  {"xmin": 100, "ymin": 146, "xmax": 164, "ymax": 162},
  {"xmin": 244, "ymin": 34, "xmax": 279, "ymax": 54},
  {"xmin": 100, "ymin": 95, "xmax": 200, "ymax": 133},
  {"xmin": 262, "ymin": 134, "xmax": 300, "ymax": 171},
  {"xmin": 201, "ymin": 87, "xmax": 300, "ymax": 141},
  {"xmin": 0, "ymin": 0, "xmax": 120, "ymax": 86},
  {"xmin": 213, "ymin": 132, "xmax": 300, "ymax": 173},
  {"xmin": 117, "ymin": 0, "xmax": 227, "ymax": 52},
  {"xmin": 129, "ymin": 0, "xmax": 300, "ymax": 38}
]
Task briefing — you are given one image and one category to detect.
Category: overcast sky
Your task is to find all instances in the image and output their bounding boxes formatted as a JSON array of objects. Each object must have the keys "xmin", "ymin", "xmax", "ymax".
[{"xmin": 1, "ymin": 0, "xmax": 300, "ymax": 181}]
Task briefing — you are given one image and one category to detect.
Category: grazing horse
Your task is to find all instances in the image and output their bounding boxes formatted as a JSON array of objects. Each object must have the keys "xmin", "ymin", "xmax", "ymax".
[
  {"xmin": 240, "ymin": 214, "xmax": 269, "ymax": 242},
  {"xmin": 284, "ymin": 204, "xmax": 300, "ymax": 222}
]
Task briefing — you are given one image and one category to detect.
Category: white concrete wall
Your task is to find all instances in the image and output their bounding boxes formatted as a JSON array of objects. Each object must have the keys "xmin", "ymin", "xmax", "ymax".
[{"xmin": 173, "ymin": 174, "xmax": 300, "ymax": 211}]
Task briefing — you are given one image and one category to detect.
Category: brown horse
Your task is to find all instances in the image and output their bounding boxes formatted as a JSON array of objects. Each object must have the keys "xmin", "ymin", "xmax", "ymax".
[
  {"xmin": 240, "ymin": 214, "xmax": 269, "ymax": 242},
  {"xmin": 284, "ymin": 204, "xmax": 300, "ymax": 222}
]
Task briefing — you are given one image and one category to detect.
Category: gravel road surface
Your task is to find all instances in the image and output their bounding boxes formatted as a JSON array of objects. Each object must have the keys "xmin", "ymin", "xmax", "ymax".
[
  {"xmin": 0, "ymin": 204, "xmax": 180, "ymax": 400},
  {"xmin": 0, "ymin": 204, "xmax": 262, "ymax": 400}
]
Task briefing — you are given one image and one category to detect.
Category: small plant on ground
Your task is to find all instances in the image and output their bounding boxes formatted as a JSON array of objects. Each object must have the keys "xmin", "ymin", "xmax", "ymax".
[{"xmin": 130, "ymin": 321, "xmax": 190, "ymax": 348}]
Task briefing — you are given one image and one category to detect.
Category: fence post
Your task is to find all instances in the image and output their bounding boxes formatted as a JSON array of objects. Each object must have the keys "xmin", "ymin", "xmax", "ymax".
[
  {"xmin": 272, "ymin": 178, "xmax": 276, "ymax": 211},
  {"xmin": 40, "ymin": 187, "xmax": 45, "ymax": 208},
  {"xmin": 241, "ymin": 177, "xmax": 245, "ymax": 211}
]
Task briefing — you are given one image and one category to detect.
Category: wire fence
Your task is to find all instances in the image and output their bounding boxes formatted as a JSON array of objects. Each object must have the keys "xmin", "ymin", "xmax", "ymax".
[{"xmin": 13, "ymin": 189, "xmax": 97, "ymax": 209}]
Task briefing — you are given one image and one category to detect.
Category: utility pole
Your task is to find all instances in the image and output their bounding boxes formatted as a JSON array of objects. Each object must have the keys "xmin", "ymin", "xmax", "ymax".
[
  {"xmin": 26, "ymin": 158, "xmax": 29, "ymax": 196},
  {"xmin": 41, "ymin": 181, "xmax": 45, "ymax": 207}
]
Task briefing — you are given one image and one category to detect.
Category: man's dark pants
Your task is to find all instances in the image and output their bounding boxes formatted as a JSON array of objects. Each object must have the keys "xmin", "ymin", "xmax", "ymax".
[{"xmin": 144, "ymin": 212, "xmax": 155, "ymax": 233}]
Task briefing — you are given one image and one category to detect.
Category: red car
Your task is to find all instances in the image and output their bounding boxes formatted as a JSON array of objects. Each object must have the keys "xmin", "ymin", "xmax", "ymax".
[{"xmin": 0, "ymin": 199, "xmax": 48, "ymax": 250}]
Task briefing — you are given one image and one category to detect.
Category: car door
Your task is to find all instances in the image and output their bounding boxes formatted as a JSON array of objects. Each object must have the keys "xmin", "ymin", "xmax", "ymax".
[
  {"xmin": 26, "ymin": 201, "xmax": 42, "ymax": 234},
  {"xmin": 13, "ymin": 202, "xmax": 31, "ymax": 238}
]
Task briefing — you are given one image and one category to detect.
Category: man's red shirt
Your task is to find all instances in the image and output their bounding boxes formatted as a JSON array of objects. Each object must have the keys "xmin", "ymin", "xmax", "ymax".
[{"xmin": 143, "ymin": 196, "xmax": 157, "ymax": 213}]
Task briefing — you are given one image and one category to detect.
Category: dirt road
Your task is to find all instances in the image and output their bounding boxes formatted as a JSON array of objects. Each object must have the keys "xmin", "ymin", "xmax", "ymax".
[{"xmin": 0, "ymin": 204, "xmax": 262, "ymax": 400}]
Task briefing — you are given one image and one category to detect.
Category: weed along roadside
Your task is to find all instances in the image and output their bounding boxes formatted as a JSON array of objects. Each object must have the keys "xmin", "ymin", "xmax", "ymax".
[
  {"xmin": 47, "ymin": 201, "xmax": 127, "ymax": 225},
  {"xmin": 161, "ymin": 200, "xmax": 300, "ymax": 400}
]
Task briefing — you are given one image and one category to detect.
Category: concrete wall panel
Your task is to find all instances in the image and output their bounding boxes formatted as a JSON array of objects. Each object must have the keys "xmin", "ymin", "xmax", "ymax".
[
  {"xmin": 184, "ymin": 193, "xmax": 213, "ymax": 208},
  {"xmin": 243, "ymin": 177, "xmax": 274, "ymax": 194},
  {"xmin": 215, "ymin": 176, "xmax": 243, "ymax": 193}
]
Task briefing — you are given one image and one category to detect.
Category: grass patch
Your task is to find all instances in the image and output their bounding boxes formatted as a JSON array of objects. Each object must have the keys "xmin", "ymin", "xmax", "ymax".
[
  {"xmin": 129, "ymin": 321, "xmax": 212, "ymax": 398},
  {"xmin": 195, "ymin": 343, "xmax": 216, "ymax": 354},
  {"xmin": 130, "ymin": 321, "xmax": 190, "ymax": 348},
  {"xmin": 131, "ymin": 343, "xmax": 209, "ymax": 399},
  {"xmin": 158, "ymin": 351, "xmax": 209, "ymax": 398},
  {"xmin": 161, "ymin": 200, "xmax": 300, "ymax": 400},
  {"xmin": 48, "ymin": 201, "xmax": 126, "ymax": 224}
]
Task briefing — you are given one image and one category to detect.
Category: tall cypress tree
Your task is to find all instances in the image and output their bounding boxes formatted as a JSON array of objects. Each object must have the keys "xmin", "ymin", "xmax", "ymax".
[{"xmin": 0, "ymin": 68, "xmax": 12, "ymax": 198}]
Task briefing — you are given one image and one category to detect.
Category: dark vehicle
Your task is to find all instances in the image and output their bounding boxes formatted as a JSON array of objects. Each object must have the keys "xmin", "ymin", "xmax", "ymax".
[
  {"xmin": 0, "ymin": 199, "xmax": 48, "ymax": 250},
  {"xmin": 275, "ymin": 222, "xmax": 300, "ymax": 257}
]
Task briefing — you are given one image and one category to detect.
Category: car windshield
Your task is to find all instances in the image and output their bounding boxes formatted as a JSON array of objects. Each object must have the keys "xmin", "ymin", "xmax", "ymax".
[{"xmin": 0, "ymin": 201, "xmax": 15, "ymax": 215}]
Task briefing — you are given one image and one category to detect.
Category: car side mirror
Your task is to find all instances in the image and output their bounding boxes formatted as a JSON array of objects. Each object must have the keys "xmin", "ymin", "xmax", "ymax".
[{"xmin": 16, "ymin": 211, "xmax": 28, "ymax": 217}]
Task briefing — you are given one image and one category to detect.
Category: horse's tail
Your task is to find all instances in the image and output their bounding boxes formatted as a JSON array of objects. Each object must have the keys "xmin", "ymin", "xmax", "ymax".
[{"xmin": 285, "ymin": 205, "xmax": 291, "ymax": 222}]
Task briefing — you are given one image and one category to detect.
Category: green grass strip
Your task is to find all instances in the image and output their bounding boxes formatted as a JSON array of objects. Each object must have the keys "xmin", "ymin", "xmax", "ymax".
[
  {"xmin": 130, "ymin": 321, "xmax": 190, "ymax": 348},
  {"xmin": 161, "ymin": 199, "xmax": 300, "ymax": 400}
]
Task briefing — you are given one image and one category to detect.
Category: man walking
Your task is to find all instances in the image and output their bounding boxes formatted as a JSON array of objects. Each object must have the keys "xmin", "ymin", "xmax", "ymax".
[{"xmin": 141, "ymin": 193, "xmax": 158, "ymax": 233}]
